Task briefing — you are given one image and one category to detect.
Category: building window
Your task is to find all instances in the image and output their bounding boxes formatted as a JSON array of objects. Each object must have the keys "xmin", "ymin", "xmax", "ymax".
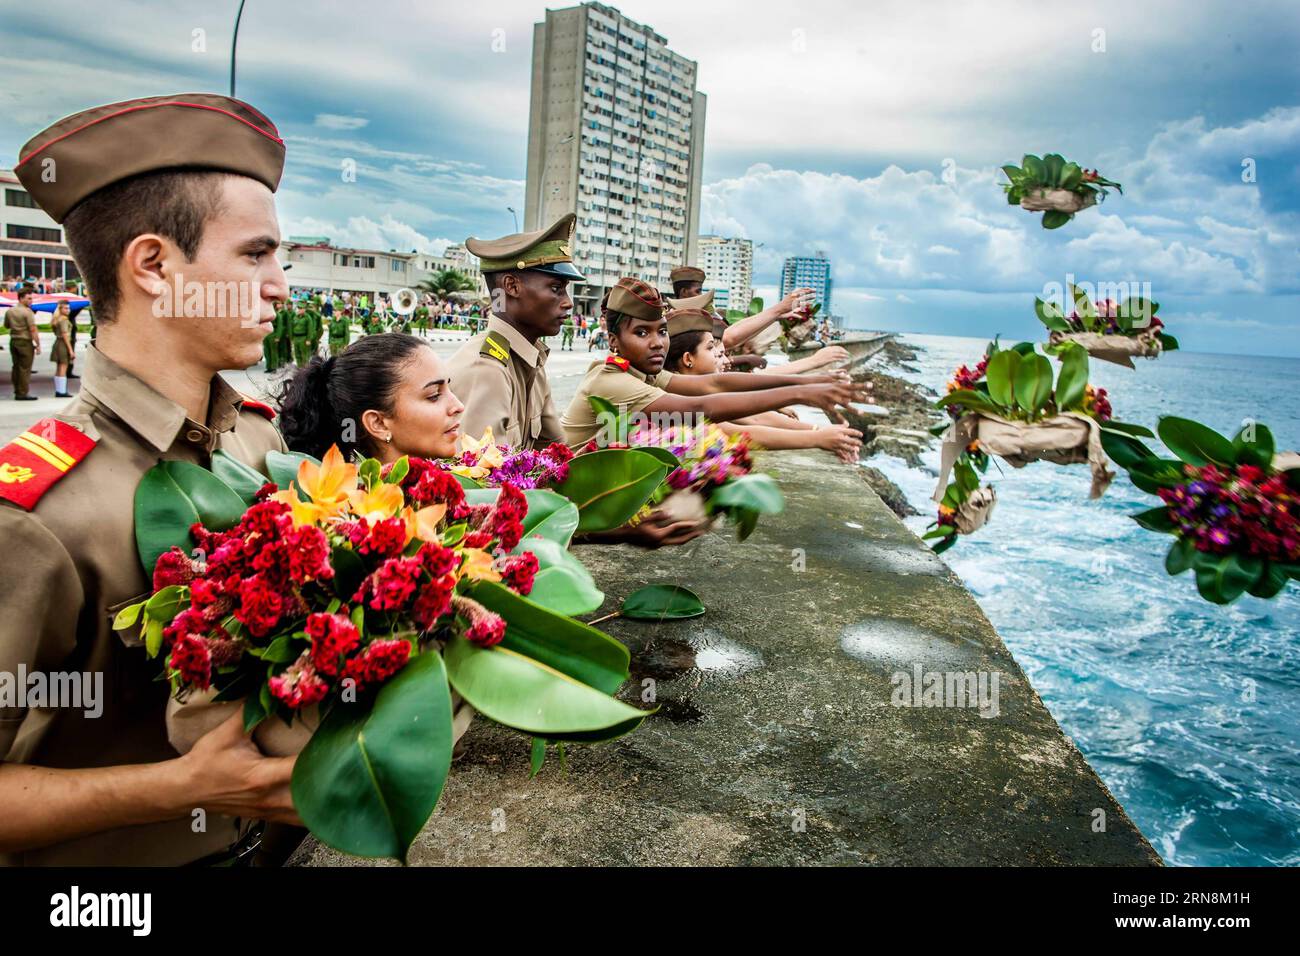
[
  {"xmin": 4, "ymin": 188, "xmax": 38, "ymax": 209},
  {"xmin": 6, "ymin": 224, "xmax": 61, "ymax": 243}
]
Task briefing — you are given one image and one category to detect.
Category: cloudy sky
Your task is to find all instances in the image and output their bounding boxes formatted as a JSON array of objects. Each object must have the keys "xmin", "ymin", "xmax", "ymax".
[{"xmin": 3, "ymin": 0, "xmax": 1298, "ymax": 354}]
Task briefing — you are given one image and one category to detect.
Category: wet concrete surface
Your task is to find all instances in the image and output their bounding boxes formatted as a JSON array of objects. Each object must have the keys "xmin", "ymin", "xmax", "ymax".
[{"xmin": 300, "ymin": 447, "xmax": 1161, "ymax": 867}]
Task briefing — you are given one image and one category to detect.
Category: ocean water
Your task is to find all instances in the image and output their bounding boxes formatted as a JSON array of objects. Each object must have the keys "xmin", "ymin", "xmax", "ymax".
[{"xmin": 865, "ymin": 333, "xmax": 1300, "ymax": 867}]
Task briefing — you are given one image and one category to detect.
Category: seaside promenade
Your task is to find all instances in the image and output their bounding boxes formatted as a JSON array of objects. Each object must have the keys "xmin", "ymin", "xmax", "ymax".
[{"xmin": 0, "ymin": 335, "xmax": 1161, "ymax": 864}]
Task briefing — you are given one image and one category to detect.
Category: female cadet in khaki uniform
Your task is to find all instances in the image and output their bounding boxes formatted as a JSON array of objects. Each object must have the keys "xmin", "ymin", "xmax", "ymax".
[{"xmin": 50, "ymin": 300, "xmax": 74, "ymax": 397}]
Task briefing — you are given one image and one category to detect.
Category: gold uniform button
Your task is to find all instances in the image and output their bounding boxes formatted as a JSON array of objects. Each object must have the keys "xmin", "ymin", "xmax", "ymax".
[{"xmin": 517, "ymin": 260, "xmax": 527, "ymax": 269}]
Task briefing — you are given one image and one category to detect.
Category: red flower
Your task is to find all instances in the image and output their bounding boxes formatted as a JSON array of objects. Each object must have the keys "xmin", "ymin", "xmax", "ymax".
[
  {"xmin": 411, "ymin": 574, "xmax": 456, "ymax": 631},
  {"xmin": 358, "ymin": 516, "xmax": 408, "ymax": 558},
  {"xmin": 169, "ymin": 632, "xmax": 213, "ymax": 689},
  {"xmin": 463, "ymin": 530, "xmax": 493, "ymax": 549},
  {"xmin": 501, "ymin": 552, "xmax": 539, "ymax": 595},
  {"xmin": 354, "ymin": 556, "xmax": 424, "ymax": 612},
  {"xmin": 342, "ymin": 639, "xmax": 411, "ymax": 689},
  {"xmin": 406, "ymin": 465, "xmax": 467, "ymax": 513},
  {"xmin": 453, "ymin": 594, "xmax": 507, "ymax": 648},
  {"xmin": 235, "ymin": 575, "xmax": 284, "ymax": 637},
  {"xmin": 543, "ymin": 442, "xmax": 574, "ymax": 464},
  {"xmin": 153, "ymin": 548, "xmax": 198, "ymax": 590},
  {"xmin": 269, "ymin": 651, "xmax": 329, "ymax": 709},
  {"xmin": 306, "ymin": 612, "xmax": 361, "ymax": 677},
  {"xmin": 418, "ymin": 543, "xmax": 459, "ymax": 578},
  {"xmin": 286, "ymin": 525, "xmax": 335, "ymax": 583}
]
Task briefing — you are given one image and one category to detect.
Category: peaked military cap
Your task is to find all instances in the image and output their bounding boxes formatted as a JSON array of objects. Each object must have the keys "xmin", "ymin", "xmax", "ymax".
[
  {"xmin": 467, "ymin": 213, "xmax": 585, "ymax": 280},
  {"xmin": 606, "ymin": 277, "xmax": 664, "ymax": 322},
  {"xmin": 15, "ymin": 93, "xmax": 285, "ymax": 223},
  {"xmin": 670, "ymin": 265, "xmax": 706, "ymax": 284}
]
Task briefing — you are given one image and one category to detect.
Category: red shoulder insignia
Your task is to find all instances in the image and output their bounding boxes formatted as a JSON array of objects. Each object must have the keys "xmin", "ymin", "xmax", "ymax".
[
  {"xmin": 240, "ymin": 398, "xmax": 276, "ymax": 421},
  {"xmin": 604, "ymin": 355, "xmax": 631, "ymax": 372},
  {"xmin": 0, "ymin": 418, "xmax": 97, "ymax": 511}
]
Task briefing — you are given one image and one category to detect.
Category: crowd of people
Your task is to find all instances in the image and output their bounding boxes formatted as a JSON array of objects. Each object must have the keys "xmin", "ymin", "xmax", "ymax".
[{"xmin": 0, "ymin": 92, "xmax": 871, "ymax": 867}]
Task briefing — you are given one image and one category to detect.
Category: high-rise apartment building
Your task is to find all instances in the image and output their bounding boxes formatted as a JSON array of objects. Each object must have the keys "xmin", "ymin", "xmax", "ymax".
[
  {"xmin": 524, "ymin": 2, "xmax": 706, "ymax": 313},
  {"xmin": 697, "ymin": 235, "xmax": 752, "ymax": 314},
  {"xmin": 781, "ymin": 252, "xmax": 833, "ymax": 315}
]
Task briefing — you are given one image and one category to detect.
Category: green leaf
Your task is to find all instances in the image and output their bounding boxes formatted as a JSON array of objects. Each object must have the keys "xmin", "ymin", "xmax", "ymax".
[
  {"xmin": 468, "ymin": 580, "xmax": 630, "ymax": 695},
  {"xmin": 637, "ymin": 446, "xmax": 681, "ymax": 470},
  {"xmin": 1117, "ymin": 297, "xmax": 1155, "ymax": 332},
  {"xmin": 1059, "ymin": 162, "xmax": 1083, "ymax": 190},
  {"xmin": 622, "ymin": 584, "xmax": 706, "ymax": 620},
  {"xmin": 1156, "ymin": 332, "xmax": 1179, "ymax": 351},
  {"xmin": 1133, "ymin": 506, "xmax": 1176, "ymax": 533},
  {"xmin": 514, "ymin": 537, "xmax": 604, "ymax": 616},
  {"xmin": 144, "ymin": 618, "xmax": 164, "ymax": 658},
  {"xmin": 710, "ymin": 473, "xmax": 785, "ymax": 516},
  {"xmin": 985, "ymin": 349, "xmax": 1020, "ymax": 408},
  {"xmin": 144, "ymin": 584, "xmax": 186, "ymax": 624},
  {"xmin": 331, "ymin": 545, "xmax": 365, "ymax": 602},
  {"xmin": 1042, "ymin": 153, "xmax": 1065, "ymax": 186},
  {"xmin": 1157, "ymin": 417, "xmax": 1235, "ymax": 467},
  {"xmin": 384, "ymin": 457, "xmax": 410, "ymax": 485},
  {"xmin": 243, "ymin": 692, "xmax": 268, "ymax": 733},
  {"xmin": 1041, "ymin": 210, "xmax": 1072, "ymax": 229},
  {"xmin": 588, "ymin": 395, "xmax": 629, "ymax": 445},
  {"xmin": 292, "ymin": 651, "xmax": 454, "ymax": 862},
  {"xmin": 1231, "ymin": 423, "xmax": 1275, "ymax": 469},
  {"xmin": 211, "ymin": 449, "xmax": 269, "ymax": 504},
  {"xmin": 1100, "ymin": 430, "xmax": 1156, "ymax": 470},
  {"xmin": 444, "ymin": 632, "xmax": 650, "ymax": 737},
  {"xmin": 1165, "ymin": 537, "xmax": 1196, "ymax": 575},
  {"xmin": 265, "ymin": 450, "xmax": 319, "ymax": 496},
  {"xmin": 1034, "ymin": 297, "xmax": 1071, "ymax": 332},
  {"xmin": 1127, "ymin": 458, "xmax": 1188, "ymax": 494},
  {"xmin": 449, "ymin": 472, "xmax": 481, "ymax": 490},
  {"xmin": 519, "ymin": 489, "xmax": 580, "ymax": 546},
  {"xmin": 112, "ymin": 601, "xmax": 145, "ymax": 631},
  {"xmin": 553, "ymin": 449, "xmax": 668, "ymax": 533},
  {"xmin": 1247, "ymin": 561, "xmax": 1291, "ymax": 599},
  {"xmin": 1000, "ymin": 164, "xmax": 1022, "ymax": 182},
  {"xmin": 134, "ymin": 461, "xmax": 247, "ymax": 575},
  {"xmin": 1192, "ymin": 552, "xmax": 1261, "ymax": 605},
  {"xmin": 1054, "ymin": 343, "xmax": 1089, "ymax": 410},
  {"xmin": 1098, "ymin": 420, "xmax": 1155, "ymax": 438},
  {"xmin": 530, "ymin": 736, "xmax": 547, "ymax": 777},
  {"xmin": 1014, "ymin": 353, "xmax": 1053, "ymax": 414},
  {"xmin": 1021, "ymin": 154, "xmax": 1046, "ymax": 181},
  {"xmin": 935, "ymin": 389, "xmax": 1002, "ymax": 415}
]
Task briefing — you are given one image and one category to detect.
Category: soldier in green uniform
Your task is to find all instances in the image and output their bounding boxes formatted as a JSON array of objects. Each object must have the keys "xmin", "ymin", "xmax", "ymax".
[
  {"xmin": 264, "ymin": 300, "xmax": 288, "ymax": 372},
  {"xmin": 328, "ymin": 309, "xmax": 351, "ymax": 356},
  {"xmin": 290, "ymin": 301, "xmax": 315, "ymax": 366},
  {"xmin": 1, "ymin": 92, "xmax": 299, "ymax": 865},
  {"xmin": 560, "ymin": 313, "xmax": 575, "ymax": 350}
]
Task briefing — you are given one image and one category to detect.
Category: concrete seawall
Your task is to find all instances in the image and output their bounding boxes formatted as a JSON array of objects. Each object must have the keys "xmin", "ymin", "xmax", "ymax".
[{"xmin": 302, "ymin": 449, "xmax": 1160, "ymax": 866}]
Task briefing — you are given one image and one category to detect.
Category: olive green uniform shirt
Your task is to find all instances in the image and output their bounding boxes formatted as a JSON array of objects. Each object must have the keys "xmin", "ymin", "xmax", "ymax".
[
  {"xmin": 4, "ymin": 305, "xmax": 38, "ymax": 340},
  {"xmin": 446, "ymin": 315, "xmax": 563, "ymax": 450},
  {"xmin": 0, "ymin": 346, "xmax": 287, "ymax": 866},
  {"xmin": 560, "ymin": 361, "xmax": 674, "ymax": 448}
]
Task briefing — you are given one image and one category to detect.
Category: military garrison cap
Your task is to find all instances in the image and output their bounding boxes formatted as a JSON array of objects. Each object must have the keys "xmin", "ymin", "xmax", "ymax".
[
  {"xmin": 15, "ymin": 93, "xmax": 285, "ymax": 223},
  {"xmin": 670, "ymin": 265, "xmax": 706, "ymax": 284},
  {"xmin": 666, "ymin": 307, "xmax": 715, "ymax": 336},
  {"xmin": 607, "ymin": 277, "xmax": 664, "ymax": 322},
  {"xmin": 665, "ymin": 289, "xmax": 716, "ymax": 314},
  {"xmin": 467, "ymin": 213, "xmax": 585, "ymax": 280}
]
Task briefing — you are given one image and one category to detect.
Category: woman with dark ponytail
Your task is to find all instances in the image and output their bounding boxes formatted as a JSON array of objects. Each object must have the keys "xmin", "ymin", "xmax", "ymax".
[{"xmin": 279, "ymin": 333, "xmax": 465, "ymax": 462}]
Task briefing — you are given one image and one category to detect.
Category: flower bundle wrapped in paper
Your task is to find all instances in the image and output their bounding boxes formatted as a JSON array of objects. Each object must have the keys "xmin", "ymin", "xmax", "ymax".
[
  {"xmin": 923, "ymin": 446, "xmax": 998, "ymax": 553},
  {"xmin": 1100, "ymin": 417, "xmax": 1300, "ymax": 604},
  {"xmin": 576, "ymin": 398, "xmax": 785, "ymax": 540},
  {"xmin": 116, "ymin": 446, "xmax": 649, "ymax": 860},
  {"xmin": 932, "ymin": 340, "xmax": 1152, "ymax": 503},
  {"xmin": 1034, "ymin": 285, "xmax": 1179, "ymax": 368},
  {"xmin": 781, "ymin": 302, "xmax": 821, "ymax": 350},
  {"xmin": 1002, "ymin": 152, "xmax": 1122, "ymax": 228}
]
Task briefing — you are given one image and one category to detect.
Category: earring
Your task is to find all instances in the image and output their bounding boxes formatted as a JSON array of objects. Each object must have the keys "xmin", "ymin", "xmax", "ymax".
[{"xmin": 385, "ymin": 434, "xmax": 392, "ymax": 443}]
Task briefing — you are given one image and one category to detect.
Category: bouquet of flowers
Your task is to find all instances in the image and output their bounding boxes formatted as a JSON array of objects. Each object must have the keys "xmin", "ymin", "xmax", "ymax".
[
  {"xmin": 781, "ymin": 302, "xmax": 821, "ymax": 350},
  {"xmin": 450, "ymin": 427, "xmax": 573, "ymax": 488},
  {"xmin": 923, "ymin": 445, "xmax": 997, "ymax": 553},
  {"xmin": 1034, "ymin": 285, "xmax": 1179, "ymax": 367},
  {"xmin": 1001, "ymin": 153, "xmax": 1122, "ymax": 228},
  {"xmin": 1100, "ymin": 416, "xmax": 1300, "ymax": 603},
  {"xmin": 578, "ymin": 398, "xmax": 785, "ymax": 540},
  {"xmin": 932, "ymin": 340, "xmax": 1149, "ymax": 502},
  {"xmin": 116, "ymin": 446, "xmax": 647, "ymax": 860}
]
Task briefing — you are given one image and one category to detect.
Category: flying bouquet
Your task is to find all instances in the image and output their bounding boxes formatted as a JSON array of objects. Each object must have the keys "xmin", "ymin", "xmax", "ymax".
[
  {"xmin": 115, "ymin": 446, "xmax": 649, "ymax": 861},
  {"xmin": 1002, "ymin": 153, "xmax": 1122, "ymax": 229},
  {"xmin": 577, "ymin": 397, "xmax": 785, "ymax": 541},
  {"xmin": 924, "ymin": 448, "xmax": 998, "ymax": 554},
  {"xmin": 1034, "ymin": 285, "xmax": 1179, "ymax": 367},
  {"xmin": 781, "ymin": 303, "xmax": 821, "ymax": 350},
  {"xmin": 932, "ymin": 340, "xmax": 1151, "ymax": 502},
  {"xmin": 1100, "ymin": 417, "xmax": 1300, "ymax": 604}
]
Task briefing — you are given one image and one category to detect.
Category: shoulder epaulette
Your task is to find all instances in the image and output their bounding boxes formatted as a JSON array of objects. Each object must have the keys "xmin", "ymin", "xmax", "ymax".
[
  {"xmin": 0, "ymin": 418, "xmax": 96, "ymax": 510},
  {"xmin": 240, "ymin": 397, "xmax": 276, "ymax": 421},
  {"xmin": 604, "ymin": 355, "xmax": 631, "ymax": 372},
  {"xmin": 481, "ymin": 331, "xmax": 511, "ymax": 365}
]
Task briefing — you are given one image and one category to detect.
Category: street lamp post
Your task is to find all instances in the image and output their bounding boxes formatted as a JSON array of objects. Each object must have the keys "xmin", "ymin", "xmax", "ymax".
[
  {"xmin": 230, "ymin": 0, "xmax": 248, "ymax": 96},
  {"xmin": 507, "ymin": 207, "xmax": 519, "ymax": 232}
]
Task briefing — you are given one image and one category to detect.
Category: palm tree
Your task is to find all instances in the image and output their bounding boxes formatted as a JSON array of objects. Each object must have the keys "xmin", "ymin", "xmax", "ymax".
[{"xmin": 418, "ymin": 268, "xmax": 477, "ymax": 300}]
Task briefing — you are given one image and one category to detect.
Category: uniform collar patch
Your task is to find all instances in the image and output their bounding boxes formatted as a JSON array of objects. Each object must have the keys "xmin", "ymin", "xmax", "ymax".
[{"xmin": 604, "ymin": 355, "xmax": 631, "ymax": 372}]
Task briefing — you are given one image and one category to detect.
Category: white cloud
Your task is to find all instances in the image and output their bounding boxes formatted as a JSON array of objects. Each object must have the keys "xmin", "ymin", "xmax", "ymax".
[
  {"xmin": 314, "ymin": 113, "xmax": 369, "ymax": 131},
  {"xmin": 283, "ymin": 213, "xmax": 454, "ymax": 256}
]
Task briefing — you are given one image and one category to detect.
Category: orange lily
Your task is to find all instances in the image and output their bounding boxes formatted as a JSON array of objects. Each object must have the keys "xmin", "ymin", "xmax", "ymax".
[
  {"xmin": 297, "ymin": 445, "xmax": 357, "ymax": 516},
  {"xmin": 453, "ymin": 428, "xmax": 506, "ymax": 480},
  {"xmin": 403, "ymin": 502, "xmax": 448, "ymax": 544},
  {"xmin": 270, "ymin": 488, "xmax": 325, "ymax": 528},
  {"xmin": 348, "ymin": 482, "xmax": 405, "ymax": 523},
  {"xmin": 459, "ymin": 547, "xmax": 502, "ymax": 583}
]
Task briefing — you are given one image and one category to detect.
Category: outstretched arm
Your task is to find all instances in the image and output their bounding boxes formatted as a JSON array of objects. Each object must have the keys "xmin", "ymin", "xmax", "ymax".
[{"xmin": 721, "ymin": 287, "xmax": 815, "ymax": 350}]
